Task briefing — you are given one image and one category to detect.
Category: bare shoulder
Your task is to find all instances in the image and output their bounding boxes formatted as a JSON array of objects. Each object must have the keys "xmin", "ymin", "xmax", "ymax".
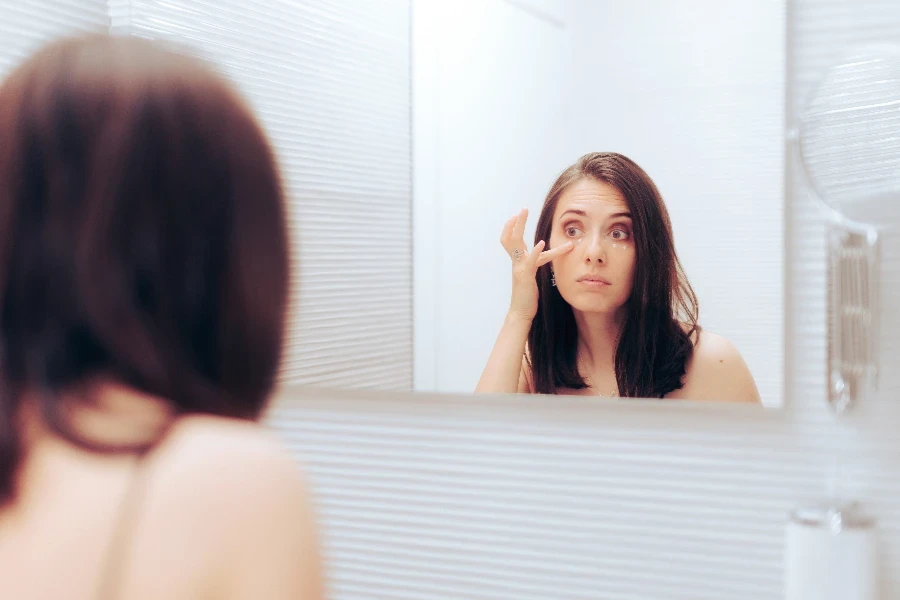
[
  {"xmin": 154, "ymin": 415, "xmax": 308, "ymax": 492},
  {"xmin": 674, "ymin": 330, "xmax": 761, "ymax": 404},
  {"xmin": 147, "ymin": 415, "xmax": 324, "ymax": 599}
]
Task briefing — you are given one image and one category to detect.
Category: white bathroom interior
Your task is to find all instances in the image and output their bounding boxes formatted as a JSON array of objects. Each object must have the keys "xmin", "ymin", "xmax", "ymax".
[{"xmin": 6, "ymin": 0, "xmax": 900, "ymax": 598}]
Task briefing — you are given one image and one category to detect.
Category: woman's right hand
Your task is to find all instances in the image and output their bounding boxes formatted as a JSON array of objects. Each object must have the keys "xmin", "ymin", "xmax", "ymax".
[{"xmin": 500, "ymin": 208, "xmax": 573, "ymax": 321}]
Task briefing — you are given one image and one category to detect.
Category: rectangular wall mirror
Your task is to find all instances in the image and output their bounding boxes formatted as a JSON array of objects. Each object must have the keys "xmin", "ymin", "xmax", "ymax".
[
  {"xmin": 414, "ymin": 0, "xmax": 786, "ymax": 407},
  {"xmin": 103, "ymin": 0, "xmax": 786, "ymax": 408}
]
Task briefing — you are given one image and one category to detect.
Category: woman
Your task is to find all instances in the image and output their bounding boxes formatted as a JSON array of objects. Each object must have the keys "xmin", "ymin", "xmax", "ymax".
[
  {"xmin": 0, "ymin": 35, "xmax": 324, "ymax": 598},
  {"xmin": 476, "ymin": 152, "xmax": 760, "ymax": 403}
]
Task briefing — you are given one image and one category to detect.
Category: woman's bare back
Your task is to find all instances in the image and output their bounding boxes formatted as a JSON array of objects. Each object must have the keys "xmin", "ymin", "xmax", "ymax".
[{"xmin": 0, "ymin": 400, "xmax": 324, "ymax": 600}]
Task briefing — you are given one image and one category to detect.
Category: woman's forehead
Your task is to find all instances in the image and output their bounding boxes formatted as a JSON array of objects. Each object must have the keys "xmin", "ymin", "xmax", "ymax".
[{"xmin": 554, "ymin": 179, "xmax": 629, "ymax": 219}]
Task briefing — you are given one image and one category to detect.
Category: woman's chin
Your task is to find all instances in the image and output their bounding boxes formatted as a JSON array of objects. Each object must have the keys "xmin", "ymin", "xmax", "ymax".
[{"xmin": 559, "ymin": 294, "xmax": 624, "ymax": 315}]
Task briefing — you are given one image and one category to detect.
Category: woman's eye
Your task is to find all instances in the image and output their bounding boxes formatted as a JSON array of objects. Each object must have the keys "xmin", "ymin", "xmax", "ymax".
[
  {"xmin": 565, "ymin": 226, "xmax": 583, "ymax": 237},
  {"xmin": 610, "ymin": 228, "xmax": 630, "ymax": 240}
]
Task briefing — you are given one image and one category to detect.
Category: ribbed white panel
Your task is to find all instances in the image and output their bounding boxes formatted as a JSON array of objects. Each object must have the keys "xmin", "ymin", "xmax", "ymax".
[
  {"xmin": 268, "ymin": 389, "xmax": 813, "ymax": 600},
  {"xmin": 121, "ymin": 0, "xmax": 413, "ymax": 389},
  {"xmin": 0, "ymin": 1, "xmax": 109, "ymax": 79},
  {"xmin": 265, "ymin": 1, "xmax": 900, "ymax": 599}
]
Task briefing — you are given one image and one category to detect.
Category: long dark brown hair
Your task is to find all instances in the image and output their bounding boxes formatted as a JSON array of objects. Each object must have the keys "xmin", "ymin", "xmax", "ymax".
[
  {"xmin": 0, "ymin": 34, "xmax": 290, "ymax": 504},
  {"xmin": 528, "ymin": 152, "xmax": 698, "ymax": 397}
]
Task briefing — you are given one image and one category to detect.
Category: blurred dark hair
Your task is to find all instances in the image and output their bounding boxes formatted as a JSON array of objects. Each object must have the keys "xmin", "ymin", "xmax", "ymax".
[
  {"xmin": 0, "ymin": 34, "xmax": 290, "ymax": 503},
  {"xmin": 528, "ymin": 152, "xmax": 698, "ymax": 397}
]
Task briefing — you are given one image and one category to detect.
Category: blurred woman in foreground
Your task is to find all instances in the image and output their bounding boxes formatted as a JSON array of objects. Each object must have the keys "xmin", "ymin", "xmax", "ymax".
[{"xmin": 0, "ymin": 34, "xmax": 324, "ymax": 599}]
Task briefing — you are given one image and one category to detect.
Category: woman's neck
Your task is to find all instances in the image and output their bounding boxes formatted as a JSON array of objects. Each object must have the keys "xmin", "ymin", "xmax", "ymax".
[
  {"xmin": 19, "ymin": 380, "xmax": 175, "ymax": 447},
  {"xmin": 573, "ymin": 308, "xmax": 627, "ymax": 371}
]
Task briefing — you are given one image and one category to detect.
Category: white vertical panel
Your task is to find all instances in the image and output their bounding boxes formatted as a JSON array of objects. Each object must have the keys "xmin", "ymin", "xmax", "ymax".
[
  {"xmin": 121, "ymin": 0, "xmax": 413, "ymax": 389},
  {"xmin": 411, "ymin": 0, "xmax": 439, "ymax": 391},
  {"xmin": 413, "ymin": 0, "xmax": 577, "ymax": 393},
  {"xmin": 268, "ymin": 1, "xmax": 900, "ymax": 599},
  {"xmin": 0, "ymin": 0, "xmax": 109, "ymax": 79}
]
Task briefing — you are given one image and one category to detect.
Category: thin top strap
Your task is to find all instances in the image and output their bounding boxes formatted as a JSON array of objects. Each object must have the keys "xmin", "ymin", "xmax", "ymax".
[{"xmin": 93, "ymin": 422, "xmax": 176, "ymax": 600}]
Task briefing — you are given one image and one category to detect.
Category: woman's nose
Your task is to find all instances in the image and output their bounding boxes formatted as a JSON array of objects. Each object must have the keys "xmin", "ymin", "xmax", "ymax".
[{"xmin": 582, "ymin": 233, "xmax": 607, "ymax": 263}]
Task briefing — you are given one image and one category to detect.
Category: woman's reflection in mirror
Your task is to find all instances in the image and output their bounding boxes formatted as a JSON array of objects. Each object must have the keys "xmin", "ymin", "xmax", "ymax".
[{"xmin": 477, "ymin": 152, "xmax": 761, "ymax": 404}]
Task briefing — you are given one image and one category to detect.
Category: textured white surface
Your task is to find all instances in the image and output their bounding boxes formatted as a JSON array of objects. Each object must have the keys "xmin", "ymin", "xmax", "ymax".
[
  {"xmin": 0, "ymin": 0, "xmax": 109, "ymax": 78},
  {"xmin": 266, "ymin": 1, "xmax": 900, "ymax": 600},
  {"xmin": 270, "ymin": 386, "xmax": 898, "ymax": 600},
  {"xmin": 122, "ymin": 0, "xmax": 413, "ymax": 389}
]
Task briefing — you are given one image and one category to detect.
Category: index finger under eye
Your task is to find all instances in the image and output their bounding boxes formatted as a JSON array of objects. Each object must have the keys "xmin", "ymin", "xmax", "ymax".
[{"xmin": 536, "ymin": 241, "xmax": 573, "ymax": 267}]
